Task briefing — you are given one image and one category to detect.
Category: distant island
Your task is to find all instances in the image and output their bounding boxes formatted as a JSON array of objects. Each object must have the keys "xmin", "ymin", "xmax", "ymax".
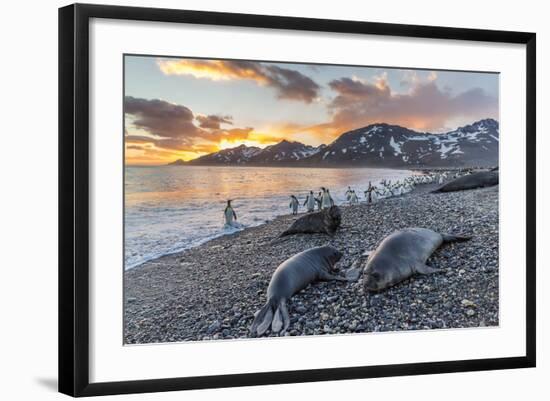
[{"xmin": 167, "ymin": 119, "xmax": 499, "ymax": 169}]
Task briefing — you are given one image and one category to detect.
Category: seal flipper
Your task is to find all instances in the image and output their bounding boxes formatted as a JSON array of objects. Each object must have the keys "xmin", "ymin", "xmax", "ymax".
[
  {"xmin": 414, "ymin": 263, "xmax": 442, "ymax": 275},
  {"xmin": 271, "ymin": 306, "xmax": 283, "ymax": 333},
  {"xmin": 280, "ymin": 300, "xmax": 290, "ymax": 333},
  {"xmin": 345, "ymin": 266, "xmax": 362, "ymax": 282},
  {"xmin": 344, "ymin": 251, "xmax": 371, "ymax": 282},
  {"xmin": 250, "ymin": 302, "xmax": 275, "ymax": 336},
  {"xmin": 271, "ymin": 300, "xmax": 290, "ymax": 334},
  {"xmin": 442, "ymin": 233, "xmax": 471, "ymax": 243}
]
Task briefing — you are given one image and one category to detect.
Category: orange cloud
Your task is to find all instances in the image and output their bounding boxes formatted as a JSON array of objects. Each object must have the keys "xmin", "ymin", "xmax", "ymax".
[
  {"xmin": 157, "ymin": 59, "xmax": 270, "ymax": 83},
  {"xmin": 125, "ymin": 140, "xmax": 219, "ymax": 165},
  {"xmin": 157, "ymin": 58, "xmax": 320, "ymax": 103},
  {"xmin": 251, "ymin": 121, "xmax": 336, "ymax": 147},
  {"xmin": 125, "ymin": 128, "xmax": 287, "ymax": 165}
]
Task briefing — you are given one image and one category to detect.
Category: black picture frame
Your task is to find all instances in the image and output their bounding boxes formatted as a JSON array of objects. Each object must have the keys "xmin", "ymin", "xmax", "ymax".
[{"xmin": 59, "ymin": 3, "xmax": 536, "ymax": 397}]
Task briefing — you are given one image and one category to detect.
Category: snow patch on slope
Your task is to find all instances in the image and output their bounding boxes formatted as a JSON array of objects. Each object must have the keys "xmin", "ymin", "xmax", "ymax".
[{"xmin": 389, "ymin": 136, "xmax": 402, "ymax": 155}]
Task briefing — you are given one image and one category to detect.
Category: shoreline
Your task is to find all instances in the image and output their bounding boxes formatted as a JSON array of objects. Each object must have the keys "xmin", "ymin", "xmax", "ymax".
[
  {"xmin": 125, "ymin": 166, "xmax": 423, "ymax": 270},
  {"xmin": 125, "ymin": 225, "xmax": 246, "ymax": 271},
  {"xmin": 125, "ymin": 167, "xmax": 486, "ymax": 271},
  {"xmin": 127, "ymin": 163, "xmax": 496, "ymax": 170},
  {"xmin": 124, "ymin": 181, "xmax": 499, "ymax": 344}
]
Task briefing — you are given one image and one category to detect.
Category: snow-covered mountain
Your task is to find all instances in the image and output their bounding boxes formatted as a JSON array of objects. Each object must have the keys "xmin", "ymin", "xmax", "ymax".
[
  {"xmin": 303, "ymin": 119, "xmax": 499, "ymax": 167},
  {"xmin": 247, "ymin": 140, "xmax": 324, "ymax": 165},
  {"xmin": 182, "ymin": 144, "xmax": 263, "ymax": 165},
  {"xmin": 179, "ymin": 140, "xmax": 325, "ymax": 166},
  {"xmin": 168, "ymin": 119, "xmax": 498, "ymax": 168}
]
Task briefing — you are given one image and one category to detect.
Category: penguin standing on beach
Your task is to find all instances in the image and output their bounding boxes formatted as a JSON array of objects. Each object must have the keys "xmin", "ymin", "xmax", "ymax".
[
  {"xmin": 304, "ymin": 191, "xmax": 316, "ymax": 213},
  {"xmin": 365, "ymin": 181, "xmax": 378, "ymax": 204},
  {"xmin": 328, "ymin": 189, "xmax": 335, "ymax": 206},
  {"xmin": 396, "ymin": 183, "xmax": 403, "ymax": 196},
  {"xmin": 345, "ymin": 186, "xmax": 352, "ymax": 201},
  {"xmin": 321, "ymin": 188, "xmax": 335, "ymax": 209},
  {"xmin": 350, "ymin": 190, "xmax": 359, "ymax": 205},
  {"xmin": 371, "ymin": 188, "xmax": 379, "ymax": 203},
  {"xmin": 289, "ymin": 195, "xmax": 299, "ymax": 215},
  {"xmin": 315, "ymin": 191, "xmax": 323, "ymax": 211},
  {"xmin": 224, "ymin": 200, "xmax": 238, "ymax": 228},
  {"xmin": 364, "ymin": 181, "xmax": 372, "ymax": 203}
]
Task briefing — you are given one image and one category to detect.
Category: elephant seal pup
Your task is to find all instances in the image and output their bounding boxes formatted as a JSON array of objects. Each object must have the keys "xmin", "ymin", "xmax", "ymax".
[
  {"xmin": 279, "ymin": 206, "xmax": 341, "ymax": 237},
  {"xmin": 362, "ymin": 228, "xmax": 471, "ymax": 292},
  {"xmin": 250, "ymin": 245, "xmax": 347, "ymax": 336},
  {"xmin": 432, "ymin": 170, "xmax": 498, "ymax": 193}
]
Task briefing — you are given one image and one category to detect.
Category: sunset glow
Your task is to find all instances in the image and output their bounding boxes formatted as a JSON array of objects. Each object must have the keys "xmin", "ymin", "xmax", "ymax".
[
  {"xmin": 218, "ymin": 138, "xmax": 278, "ymax": 150},
  {"xmin": 124, "ymin": 56, "xmax": 499, "ymax": 165}
]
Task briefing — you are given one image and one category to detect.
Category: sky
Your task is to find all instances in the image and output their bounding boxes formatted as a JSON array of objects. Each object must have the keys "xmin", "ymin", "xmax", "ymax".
[{"xmin": 124, "ymin": 55, "xmax": 499, "ymax": 165}]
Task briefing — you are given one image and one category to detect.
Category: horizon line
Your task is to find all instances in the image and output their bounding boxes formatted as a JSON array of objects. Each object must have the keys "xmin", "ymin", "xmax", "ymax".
[{"xmin": 126, "ymin": 117, "xmax": 499, "ymax": 166}]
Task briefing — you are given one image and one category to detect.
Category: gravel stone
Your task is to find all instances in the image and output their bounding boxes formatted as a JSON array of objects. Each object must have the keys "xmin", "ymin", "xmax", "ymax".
[{"xmin": 124, "ymin": 181, "xmax": 499, "ymax": 344}]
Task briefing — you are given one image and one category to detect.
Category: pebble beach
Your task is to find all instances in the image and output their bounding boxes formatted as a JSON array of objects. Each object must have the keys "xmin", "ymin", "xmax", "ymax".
[{"xmin": 124, "ymin": 181, "xmax": 499, "ymax": 344}]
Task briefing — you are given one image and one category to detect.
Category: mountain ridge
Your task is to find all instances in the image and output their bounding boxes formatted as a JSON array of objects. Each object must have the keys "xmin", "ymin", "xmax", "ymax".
[{"xmin": 167, "ymin": 118, "xmax": 498, "ymax": 168}]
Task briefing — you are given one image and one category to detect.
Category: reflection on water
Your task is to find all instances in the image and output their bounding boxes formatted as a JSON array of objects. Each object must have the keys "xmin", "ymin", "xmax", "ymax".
[{"xmin": 125, "ymin": 165, "xmax": 414, "ymax": 269}]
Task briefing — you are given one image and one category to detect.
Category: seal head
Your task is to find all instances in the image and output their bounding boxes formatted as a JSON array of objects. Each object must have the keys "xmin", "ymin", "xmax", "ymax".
[{"xmin": 360, "ymin": 228, "xmax": 471, "ymax": 292}]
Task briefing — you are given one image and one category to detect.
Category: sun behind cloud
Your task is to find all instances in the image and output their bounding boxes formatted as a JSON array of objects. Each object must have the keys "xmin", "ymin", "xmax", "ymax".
[{"xmin": 124, "ymin": 56, "xmax": 499, "ymax": 165}]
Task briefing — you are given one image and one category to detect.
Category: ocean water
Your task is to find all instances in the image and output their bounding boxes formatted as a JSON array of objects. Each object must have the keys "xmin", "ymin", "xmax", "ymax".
[{"xmin": 125, "ymin": 166, "xmax": 415, "ymax": 269}]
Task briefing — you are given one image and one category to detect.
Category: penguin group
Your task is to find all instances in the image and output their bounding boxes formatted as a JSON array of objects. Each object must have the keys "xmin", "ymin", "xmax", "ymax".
[
  {"xmin": 287, "ymin": 187, "xmax": 335, "ymax": 216},
  {"xmin": 222, "ymin": 169, "xmax": 474, "ymax": 224},
  {"xmin": 346, "ymin": 187, "xmax": 359, "ymax": 205}
]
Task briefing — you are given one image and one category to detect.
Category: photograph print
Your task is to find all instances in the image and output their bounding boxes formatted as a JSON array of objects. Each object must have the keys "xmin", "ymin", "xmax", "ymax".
[{"xmin": 123, "ymin": 55, "xmax": 499, "ymax": 344}]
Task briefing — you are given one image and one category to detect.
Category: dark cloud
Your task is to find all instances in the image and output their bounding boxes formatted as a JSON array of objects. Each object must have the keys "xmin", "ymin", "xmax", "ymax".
[
  {"xmin": 264, "ymin": 65, "xmax": 320, "ymax": 103},
  {"xmin": 125, "ymin": 97, "xmax": 273, "ymax": 153},
  {"xmin": 329, "ymin": 77, "xmax": 391, "ymax": 109},
  {"xmin": 125, "ymin": 134, "xmax": 192, "ymax": 151},
  {"xmin": 124, "ymin": 135, "xmax": 155, "ymax": 143},
  {"xmin": 196, "ymin": 114, "xmax": 233, "ymax": 129},
  {"xmin": 124, "ymin": 96, "xmax": 201, "ymax": 139},
  {"xmin": 125, "ymin": 96, "xmax": 213, "ymax": 151},
  {"xmin": 157, "ymin": 59, "xmax": 321, "ymax": 103},
  {"xmin": 324, "ymin": 77, "xmax": 498, "ymax": 132}
]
